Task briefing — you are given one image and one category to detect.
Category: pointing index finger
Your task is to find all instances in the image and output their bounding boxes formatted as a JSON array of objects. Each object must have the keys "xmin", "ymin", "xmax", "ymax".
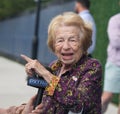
[{"xmin": 21, "ymin": 54, "xmax": 33, "ymax": 62}]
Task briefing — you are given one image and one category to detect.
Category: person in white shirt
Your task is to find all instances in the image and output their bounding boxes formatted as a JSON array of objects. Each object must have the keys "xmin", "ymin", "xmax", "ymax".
[
  {"xmin": 101, "ymin": 13, "xmax": 120, "ymax": 114},
  {"xmin": 75, "ymin": 0, "xmax": 97, "ymax": 56}
]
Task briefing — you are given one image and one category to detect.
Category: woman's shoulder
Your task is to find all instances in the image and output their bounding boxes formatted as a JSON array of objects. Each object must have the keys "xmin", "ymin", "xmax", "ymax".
[
  {"xmin": 49, "ymin": 60, "xmax": 62, "ymax": 71},
  {"xmin": 88, "ymin": 57, "xmax": 101, "ymax": 64},
  {"xmin": 85, "ymin": 57, "xmax": 102, "ymax": 69},
  {"xmin": 80, "ymin": 57, "xmax": 102, "ymax": 79},
  {"xmin": 49, "ymin": 60, "xmax": 58, "ymax": 67}
]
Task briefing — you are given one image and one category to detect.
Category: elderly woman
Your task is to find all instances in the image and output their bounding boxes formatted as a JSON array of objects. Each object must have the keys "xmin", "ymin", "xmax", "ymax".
[{"xmin": 18, "ymin": 12, "xmax": 102, "ymax": 114}]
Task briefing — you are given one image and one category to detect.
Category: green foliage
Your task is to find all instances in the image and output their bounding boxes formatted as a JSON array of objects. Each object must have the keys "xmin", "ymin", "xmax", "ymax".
[
  {"xmin": 0, "ymin": 0, "xmax": 53, "ymax": 20},
  {"xmin": 0, "ymin": 0, "xmax": 35, "ymax": 20},
  {"xmin": 91, "ymin": 0, "xmax": 120, "ymax": 67},
  {"xmin": 91, "ymin": 0, "xmax": 120, "ymax": 104}
]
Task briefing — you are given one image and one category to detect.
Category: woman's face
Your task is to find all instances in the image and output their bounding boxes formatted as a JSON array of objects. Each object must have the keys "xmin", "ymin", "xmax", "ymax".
[{"xmin": 54, "ymin": 25, "xmax": 83, "ymax": 66}]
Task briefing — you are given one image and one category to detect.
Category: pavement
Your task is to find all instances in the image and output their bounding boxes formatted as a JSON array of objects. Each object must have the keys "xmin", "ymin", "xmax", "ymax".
[{"xmin": 0, "ymin": 56, "xmax": 118, "ymax": 113}]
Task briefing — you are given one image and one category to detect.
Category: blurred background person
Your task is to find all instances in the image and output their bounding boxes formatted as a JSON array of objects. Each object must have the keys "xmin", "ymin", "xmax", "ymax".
[
  {"xmin": 102, "ymin": 13, "xmax": 120, "ymax": 114},
  {"xmin": 74, "ymin": 0, "xmax": 96, "ymax": 57}
]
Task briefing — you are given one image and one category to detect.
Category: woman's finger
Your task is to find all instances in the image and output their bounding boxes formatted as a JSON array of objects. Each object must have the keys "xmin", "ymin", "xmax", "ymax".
[{"xmin": 21, "ymin": 54, "xmax": 33, "ymax": 62}]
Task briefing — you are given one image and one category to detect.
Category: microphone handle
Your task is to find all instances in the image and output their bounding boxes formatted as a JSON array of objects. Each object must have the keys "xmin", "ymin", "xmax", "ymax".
[
  {"xmin": 34, "ymin": 88, "xmax": 44, "ymax": 109},
  {"xmin": 33, "ymin": 66, "xmax": 53, "ymax": 109}
]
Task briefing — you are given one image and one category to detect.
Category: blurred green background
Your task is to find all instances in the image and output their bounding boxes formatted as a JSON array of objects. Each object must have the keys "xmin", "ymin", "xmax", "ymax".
[
  {"xmin": 0, "ymin": 0, "xmax": 35, "ymax": 20},
  {"xmin": 0, "ymin": 0, "xmax": 120, "ymax": 105}
]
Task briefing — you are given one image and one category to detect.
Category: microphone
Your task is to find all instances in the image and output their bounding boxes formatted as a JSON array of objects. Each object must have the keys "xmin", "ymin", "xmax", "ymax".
[{"xmin": 27, "ymin": 67, "xmax": 53, "ymax": 109}]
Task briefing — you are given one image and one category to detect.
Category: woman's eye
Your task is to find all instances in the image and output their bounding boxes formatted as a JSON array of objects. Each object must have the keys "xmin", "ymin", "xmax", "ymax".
[
  {"xmin": 56, "ymin": 39, "xmax": 63, "ymax": 44},
  {"xmin": 58, "ymin": 40, "xmax": 63, "ymax": 42},
  {"xmin": 70, "ymin": 39, "xmax": 76, "ymax": 42},
  {"xmin": 70, "ymin": 38, "xmax": 77, "ymax": 42}
]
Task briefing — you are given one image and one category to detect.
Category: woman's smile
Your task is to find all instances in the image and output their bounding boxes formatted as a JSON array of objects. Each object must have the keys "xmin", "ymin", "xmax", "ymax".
[{"xmin": 61, "ymin": 52, "xmax": 74, "ymax": 60}]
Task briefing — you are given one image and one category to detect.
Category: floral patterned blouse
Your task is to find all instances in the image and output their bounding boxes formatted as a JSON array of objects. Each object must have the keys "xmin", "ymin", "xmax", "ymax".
[{"xmin": 42, "ymin": 55, "xmax": 102, "ymax": 114}]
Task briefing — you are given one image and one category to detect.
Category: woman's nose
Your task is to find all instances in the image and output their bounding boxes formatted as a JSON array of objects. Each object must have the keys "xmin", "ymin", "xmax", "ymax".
[{"xmin": 62, "ymin": 40, "xmax": 70, "ymax": 50}]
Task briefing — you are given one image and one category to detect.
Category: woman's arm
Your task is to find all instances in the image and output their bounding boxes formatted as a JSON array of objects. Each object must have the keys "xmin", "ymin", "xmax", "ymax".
[
  {"xmin": 21, "ymin": 54, "xmax": 60, "ymax": 96},
  {"xmin": 21, "ymin": 54, "xmax": 53, "ymax": 83}
]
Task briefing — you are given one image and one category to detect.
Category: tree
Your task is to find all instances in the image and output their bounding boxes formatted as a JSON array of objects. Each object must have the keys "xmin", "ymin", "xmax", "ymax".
[{"xmin": 0, "ymin": 0, "xmax": 35, "ymax": 20}]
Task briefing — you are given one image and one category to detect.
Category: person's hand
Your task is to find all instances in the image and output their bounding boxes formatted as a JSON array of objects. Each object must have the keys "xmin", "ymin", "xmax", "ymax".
[
  {"xmin": 7, "ymin": 106, "xmax": 18, "ymax": 114},
  {"xmin": 21, "ymin": 54, "xmax": 47, "ymax": 77},
  {"xmin": 20, "ymin": 95, "xmax": 36, "ymax": 114},
  {"xmin": 15, "ymin": 104, "xmax": 26, "ymax": 114},
  {"xmin": 0, "ymin": 108, "xmax": 7, "ymax": 114},
  {"xmin": 21, "ymin": 54, "xmax": 53, "ymax": 83},
  {"xmin": 29, "ymin": 104, "xmax": 43, "ymax": 114},
  {"xmin": 20, "ymin": 95, "xmax": 43, "ymax": 114},
  {"xmin": 0, "ymin": 106, "xmax": 18, "ymax": 114}
]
